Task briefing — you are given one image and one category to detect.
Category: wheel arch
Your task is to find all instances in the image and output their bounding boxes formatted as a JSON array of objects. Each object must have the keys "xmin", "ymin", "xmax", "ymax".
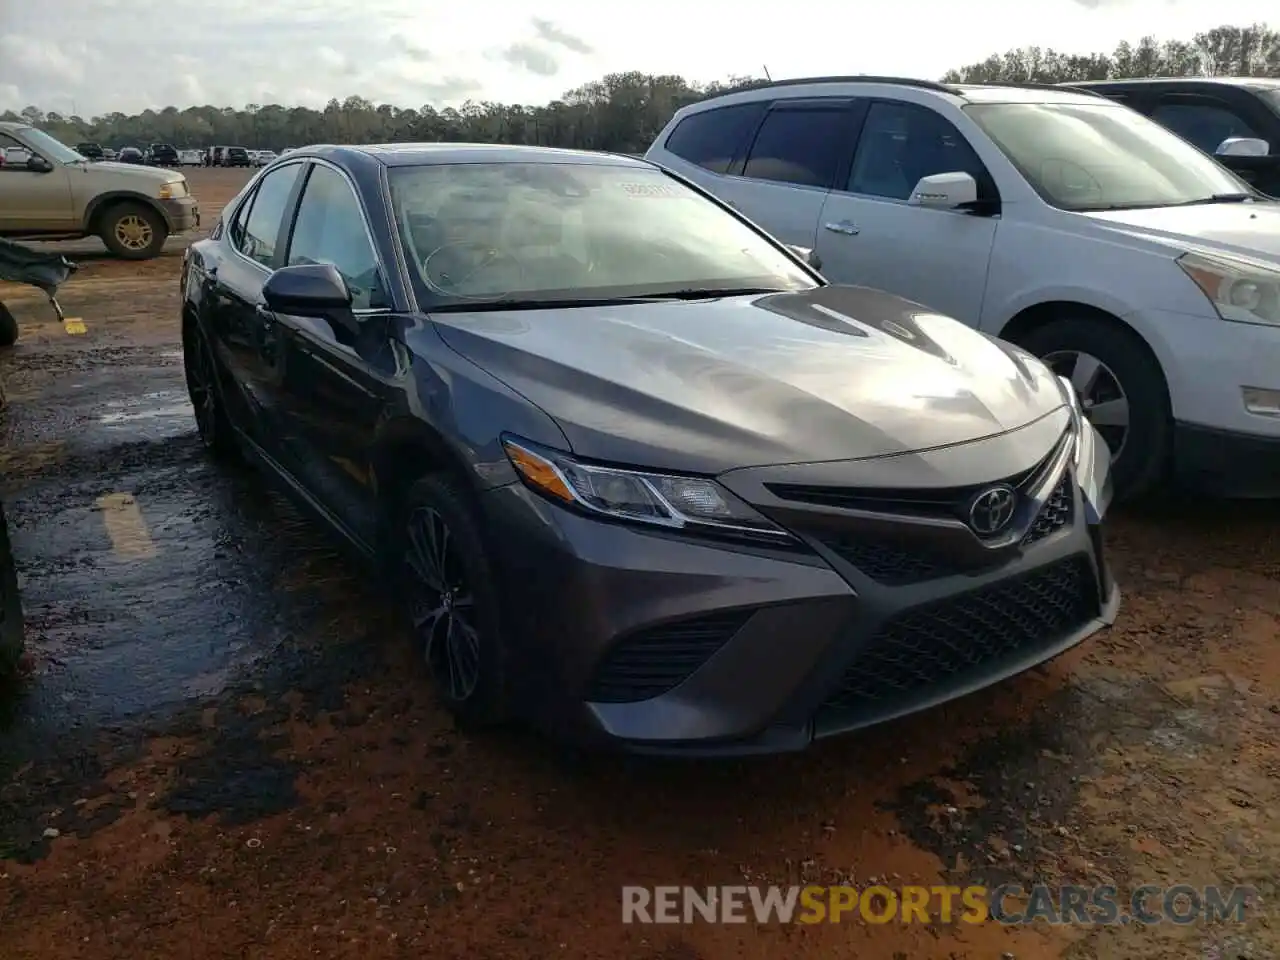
[{"xmin": 84, "ymin": 191, "xmax": 169, "ymax": 233}]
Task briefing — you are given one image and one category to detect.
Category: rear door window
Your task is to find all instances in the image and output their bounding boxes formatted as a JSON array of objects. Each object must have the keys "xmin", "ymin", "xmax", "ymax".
[
  {"xmin": 741, "ymin": 106, "xmax": 850, "ymax": 188},
  {"xmin": 663, "ymin": 102, "xmax": 767, "ymax": 174}
]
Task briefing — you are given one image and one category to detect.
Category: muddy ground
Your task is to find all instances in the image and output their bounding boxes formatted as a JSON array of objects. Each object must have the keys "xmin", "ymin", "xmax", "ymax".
[{"xmin": 0, "ymin": 167, "xmax": 1278, "ymax": 960}]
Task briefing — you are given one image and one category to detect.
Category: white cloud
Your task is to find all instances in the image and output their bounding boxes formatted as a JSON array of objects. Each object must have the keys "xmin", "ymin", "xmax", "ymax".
[{"xmin": 0, "ymin": 0, "xmax": 1274, "ymax": 116}]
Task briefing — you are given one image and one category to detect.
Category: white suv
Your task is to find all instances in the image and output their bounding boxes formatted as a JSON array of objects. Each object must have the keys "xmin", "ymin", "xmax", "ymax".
[{"xmin": 646, "ymin": 77, "xmax": 1280, "ymax": 500}]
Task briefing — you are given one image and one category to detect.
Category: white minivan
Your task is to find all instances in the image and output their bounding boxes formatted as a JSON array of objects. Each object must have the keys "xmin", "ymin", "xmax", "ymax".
[{"xmin": 646, "ymin": 78, "xmax": 1280, "ymax": 500}]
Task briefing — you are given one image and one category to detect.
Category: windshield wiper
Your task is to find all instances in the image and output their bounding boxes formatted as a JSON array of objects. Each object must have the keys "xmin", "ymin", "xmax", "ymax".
[
  {"xmin": 1170, "ymin": 193, "xmax": 1255, "ymax": 207},
  {"xmin": 430, "ymin": 288, "xmax": 789, "ymax": 313}
]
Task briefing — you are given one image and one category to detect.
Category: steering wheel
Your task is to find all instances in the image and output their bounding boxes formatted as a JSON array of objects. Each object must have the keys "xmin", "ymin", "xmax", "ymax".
[{"xmin": 422, "ymin": 241, "xmax": 526, "ymax": 299}]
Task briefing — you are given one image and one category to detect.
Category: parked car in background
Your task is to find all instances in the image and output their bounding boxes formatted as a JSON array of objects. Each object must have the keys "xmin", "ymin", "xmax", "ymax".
[
  {"xmin": 76, "ymin": 141, "xmax": 104, "ymax": 161},
  {"xmin": 147, "ymin": 143, "xmax": 181, "ymax": 167},
  {"xmin": 180, "ymin": 144, "xmax": 1117, "ymax": 752},
  {"xmin": 102, "ymin": 147, "xmax": 118, "ymax": 161},
  {"xmin": 224, "ymin": 146, "xmax": 251, "ymax": 167},
  {"xmin": 117, "ymin": 146, "xmax": 144, "ymax": 164},
  {"xmin": 1068, "ymin": 77, "xmax": 1280, "ymax": 197},
  {"xmin": 178, "ymin": 149, "xmax": 203, "ymax": 166},
  {"xmin": 647, "ymin": 77, "xmax": 1280, "ymax": 501},
  {"xmin": 252, "ymin": 150, "xmax": 278, "ymax": 167},
  {"xmin": 0, "ymin": 121, "xmax": 199, "ymax": 259}
]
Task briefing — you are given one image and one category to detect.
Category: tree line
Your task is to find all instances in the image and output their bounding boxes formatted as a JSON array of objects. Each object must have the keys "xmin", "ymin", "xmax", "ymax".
[{"xmin": 3, "ymin": 22, "xmax": 1277, "ymax": 155}]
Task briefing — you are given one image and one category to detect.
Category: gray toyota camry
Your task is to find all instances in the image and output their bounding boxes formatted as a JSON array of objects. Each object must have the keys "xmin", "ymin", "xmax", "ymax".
[{"xmin": 180, "ymin": 143, "xmax": 1119, "ymax": 755}]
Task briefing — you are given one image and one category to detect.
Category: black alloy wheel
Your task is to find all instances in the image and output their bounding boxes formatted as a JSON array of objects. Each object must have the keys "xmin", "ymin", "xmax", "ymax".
[
  {"xmin": 399, "ymin": 475, "xmax": 508, "ymax": 726},
  {"xmin": 182, "ymin": 323, "xmax": 237, "ymax": 458}
]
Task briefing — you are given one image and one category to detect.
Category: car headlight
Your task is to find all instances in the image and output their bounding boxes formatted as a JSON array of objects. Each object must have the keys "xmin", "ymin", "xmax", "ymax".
[
  {"xmin": 1057, "ymin": 375, "xmax": 1085, "ymax": 465},
  {"xmin": 1178, "ymin": 251, "xmax": 1280, "ymax": 327},
  {"xmin": 158, "ymin": 180, "xmax": 187, "ymax": 199},
  {"xmin": 502, "ymin": 437, "xmax": 794, "ymax": 542}
]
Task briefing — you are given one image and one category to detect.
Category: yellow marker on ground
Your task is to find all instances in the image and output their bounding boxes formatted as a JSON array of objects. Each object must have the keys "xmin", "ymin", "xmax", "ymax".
[
  {"xmin": 95, "ymin": 492, "xmax": 157, "ymax": 560},
  {"xmin": 63, "ymin": 318, "xmax": 86, "ymax": 335}
]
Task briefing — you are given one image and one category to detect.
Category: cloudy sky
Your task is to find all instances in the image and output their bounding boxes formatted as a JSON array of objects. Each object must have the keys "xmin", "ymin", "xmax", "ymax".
[{"xmin": 0, "ymin": 0, "xmax": 1275, "ymax": 117}]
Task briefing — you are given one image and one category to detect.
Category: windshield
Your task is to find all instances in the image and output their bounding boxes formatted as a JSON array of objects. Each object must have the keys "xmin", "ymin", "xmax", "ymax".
[
  {"xmin": 387, "ymin": 162, "xmax": 816, "ymax": 307},
  {"xmin": 21, "ymin": 127, "xmax": 86, "ymax": 164},
  {"xmin": 964, "ymin": 101, "xmax": 1251, "ymax": 211}
]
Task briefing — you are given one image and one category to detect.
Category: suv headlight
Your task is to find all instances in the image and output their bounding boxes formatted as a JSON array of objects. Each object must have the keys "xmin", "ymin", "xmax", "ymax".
[
  {"xmin": 1178, "ymin": 251, "xmax": 1280, "ymax": 327},
  {"xmin": 502, "ymin": 436, "xmax": 794, "ymax": 542},
  {"xmin": 158, "ymin": 179, "xmax": 187, "ymax": 199}
]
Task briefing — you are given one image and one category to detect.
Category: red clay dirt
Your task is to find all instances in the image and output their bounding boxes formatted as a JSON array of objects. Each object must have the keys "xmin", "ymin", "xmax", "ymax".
[{"xmin": 0, "ymin": 168, "xmax": 1277, "ymax": 960}]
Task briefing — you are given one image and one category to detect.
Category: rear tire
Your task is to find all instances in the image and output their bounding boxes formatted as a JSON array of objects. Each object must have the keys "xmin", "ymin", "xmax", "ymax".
[
  {"xmin": 0, "ymin": 302, "xmax": 17, "ymax": 347},
  {"xmin": 1018, "ymin": 315, "xmax": 1170, "ymax": 502},
  {"xmin": 100, "ymin": 202, "xmax": 168, "ymax": 260},
  {"xmin": 182, "ymin": 321, "xmax": 239, "ymax": 460},
  {"xmin": 395, "ymin": 475, "xmax": 510, "ymax": 728}
]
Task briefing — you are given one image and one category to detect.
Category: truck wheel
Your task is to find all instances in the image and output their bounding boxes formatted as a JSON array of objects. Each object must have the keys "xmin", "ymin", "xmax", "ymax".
[
  {"xmin": 0, "ymin": 302, "xmax": 17, "ymax": 347},
  {"xmin": 100, "ymin": 202, "xmax": 168, "ymax": 260}
]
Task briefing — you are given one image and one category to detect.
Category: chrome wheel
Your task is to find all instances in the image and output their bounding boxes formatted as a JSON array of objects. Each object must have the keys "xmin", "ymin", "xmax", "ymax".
[
  {"xmin": 113, "ymin": 214, "xmax": 153, "ymax": 252},
  {"xmin": 1043, "ymin": 349, "xmax": 1130, "ymax": 461},
  {"xmin": 405, "ymin": 506, "xmax": 481, "ymax": 702}
]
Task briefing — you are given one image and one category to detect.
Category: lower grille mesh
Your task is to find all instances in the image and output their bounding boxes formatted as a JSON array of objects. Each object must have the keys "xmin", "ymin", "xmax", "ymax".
[
  {"xmin": 818, "ymin": 555, "xmax": 1098, "ymax": 716},
  {"xmin": 1022, "ymin": 473, "xmax": 1074, "ymax": 545},
  {"xmin": 587, "ymin": 609, "xmax": 754, "ymax": 703}
]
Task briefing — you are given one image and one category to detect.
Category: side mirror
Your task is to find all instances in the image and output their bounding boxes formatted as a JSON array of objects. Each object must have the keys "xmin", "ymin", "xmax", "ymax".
[
  {"xmin": 1216, "ymin": 137, "xmax": 1270, "ymax": 158},
  {"xmin": 908, "ymin": 171, "xmax": 979, "ymax": 210},
  {"xmin": 26, "ymin": 156, "xmax": 52, "ymax": 173},
  {"xmin": 262, "ymin": 263, "xmax": 358, "ymax": 332},
  {"xmin": 786, "ymin": 244, "xmax": 823, "ymax": 272}
]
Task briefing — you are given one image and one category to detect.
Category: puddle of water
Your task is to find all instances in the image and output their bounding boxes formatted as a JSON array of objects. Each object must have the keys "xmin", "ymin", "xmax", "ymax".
[
  {"xmin": 97, "ymin": 389, "xmax": 192, "ymax": 425},
  {"xmin": 98, "ymin": 403, "xmax": 192, "ymax": 425}
]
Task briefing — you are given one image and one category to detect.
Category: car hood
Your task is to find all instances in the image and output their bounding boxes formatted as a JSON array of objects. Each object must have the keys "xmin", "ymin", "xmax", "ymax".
[
  {"xmin": 1084, "ymin": 201, "xmax": 1280, "ymax": 262},
  {"xmin": 430, "ymin": 285, "xmax": 1066, "ymax": 476},
  {"xmin": 72, "ymin": 161, "xmax": 181, "ymax": 185}
]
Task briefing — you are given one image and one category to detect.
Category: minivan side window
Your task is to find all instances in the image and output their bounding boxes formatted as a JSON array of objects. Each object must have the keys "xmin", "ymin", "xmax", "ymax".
[
  {"xmin": 847, "ymin": 101, "xmax": 988, "ymax": 201},
  {"xmin": 664, "ymin": 102, "xmax": 767, "ymax": 174},
  {"xmin": 286, "ymin": 165, "xmax": 387, "ymax": 310},
  {"xmin": 1151, "ymin": 99, "xmax": 1260, "ymax": 154},
  {"xmin": 234, "ymin": 163, "xmax": 302, "ymax": 267},
  {"xmin": 741, "ymin": 106, "xmax": 849, "ymax": 188}
]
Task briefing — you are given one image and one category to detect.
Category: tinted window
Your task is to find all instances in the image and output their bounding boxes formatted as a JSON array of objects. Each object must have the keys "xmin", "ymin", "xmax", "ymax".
[
  {"xmin": 664, "ymin": 103, "xmax": 766, "ymax": 174},
  {"xmin": 235, "ymin": 163, "xmax": 302, "ymax": 266},
  {"xmin": 287, "ymin": 165, "xmax": 386, "ymax": 310},
  {"xmin": 848, "ymin": 102, "xmax": 988, "ymax": 201},
  {"xmin": 1151, "ymin": 100, "xmax": 1260, "ymax": 154},
  {"xmin": 742, "ymin": 107, "xmax": 847, "ymax": 188}
]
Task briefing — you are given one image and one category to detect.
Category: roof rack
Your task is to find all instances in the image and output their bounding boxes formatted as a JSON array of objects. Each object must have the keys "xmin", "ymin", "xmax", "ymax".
[
  {"xmin": 744, "ymin": 75, "xmax": 958, "ymax": 95},
  {"xmin": 962, "ymin": 81, "xmax": 1107, "ymax": 98}
]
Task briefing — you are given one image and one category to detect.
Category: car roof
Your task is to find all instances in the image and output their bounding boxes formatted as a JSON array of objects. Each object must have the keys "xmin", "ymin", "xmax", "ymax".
[
  {"xmin": 0, "ymin": 121, "xmax": 31, "ymax": 132},
  {"xmin": 677, "ymin": 76, "xmax": 1110, "ymax": 111},
  {"xmin": 295, "ymin": 142, "xmax": 654, "ymax": 169},
  {"xmin": 1071, "ymin": 76, "xmax": 1280, "ymax": 89}
]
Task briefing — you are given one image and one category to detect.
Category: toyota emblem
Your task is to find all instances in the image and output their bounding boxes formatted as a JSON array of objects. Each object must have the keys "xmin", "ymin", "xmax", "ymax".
[{"xmin": 968, "ymin": 484, "xmax": 1017, "ymax": 536}]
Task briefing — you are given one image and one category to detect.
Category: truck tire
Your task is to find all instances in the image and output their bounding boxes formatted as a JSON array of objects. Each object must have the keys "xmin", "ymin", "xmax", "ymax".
[
  {"xmin": 100, "ymin": 202, "xmax": 168, "ymax": 260},
  {"xmin": 0, "ymin": 301, "xmax": 17, "ymax": 347}
]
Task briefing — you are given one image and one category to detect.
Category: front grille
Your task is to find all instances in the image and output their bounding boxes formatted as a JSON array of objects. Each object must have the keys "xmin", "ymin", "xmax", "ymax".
[
  {"xmin": 766, "ymin": 431, "xmax": 1069, "ymax": 524},
  {"xmin": 1022, "ymin": 473, "xmax": 1074, "ymax": 545},
  {"xmin": 817, "ymin": 555, "xmax": 1098, "ymax": 716},
  {"xmin": 819, "ymin": 538, "xmax": 951, "ymax": 586},
  {"xmin": 586, "ymin": 609, "xmax": 754, "ymax": 703}
]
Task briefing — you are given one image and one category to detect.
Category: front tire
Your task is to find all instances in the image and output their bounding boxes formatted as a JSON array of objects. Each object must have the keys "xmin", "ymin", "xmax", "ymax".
[
  {"xmin": 397, "ymin": 475, "xmax": 510, "ymax": 728},
  {"xmin": 100, "ymin": 202, "xmax": 168, "ymax": 260},
  {"xmin": 1019, "ymin": 315, "xmax": 1170, "ymax": 501}
]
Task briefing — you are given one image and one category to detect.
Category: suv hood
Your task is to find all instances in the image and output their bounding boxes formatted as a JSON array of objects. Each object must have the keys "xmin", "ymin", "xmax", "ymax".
[
  {"xmin": 430, "ymin": 285, "xmax": 1066, "ymax": 475},
  {"xmin": 1085, "ymin": 201, "xmax": 1280, "ymax": 262},
  {"xmin": 73, "ymin": 161, "xmax": 181, "ymax": 184}
]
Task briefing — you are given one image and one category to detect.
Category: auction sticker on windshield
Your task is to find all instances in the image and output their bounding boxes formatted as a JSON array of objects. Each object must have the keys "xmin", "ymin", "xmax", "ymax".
[{"xmin": 618, "ymin": 182, "xmax": 681, "ymax": 198}]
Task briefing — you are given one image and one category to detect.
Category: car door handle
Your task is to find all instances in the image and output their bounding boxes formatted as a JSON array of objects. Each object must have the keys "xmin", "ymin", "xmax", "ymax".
[{"xmin": 823, "ymin": 220, "xmax": 859, "ymax": 236}]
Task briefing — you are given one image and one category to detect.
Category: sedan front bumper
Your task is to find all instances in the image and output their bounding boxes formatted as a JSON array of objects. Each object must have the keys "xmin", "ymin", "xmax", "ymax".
[{"xmin": 482, "ymin": 444, "xmax": 1118, "ymax": 756}]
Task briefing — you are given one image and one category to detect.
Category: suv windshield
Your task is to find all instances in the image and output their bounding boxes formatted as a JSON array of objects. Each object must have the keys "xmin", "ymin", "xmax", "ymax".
[
  {"xmin": 965, "ymin": 101, "xmax": 1251, "ymax": 211},
  {"xmin": 388, "ymin": 162, "xmax": 816, "ymax": 307},
  {"xmin": 20, "ymin": 127, "xmax": 85, "ymax": 164}
]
